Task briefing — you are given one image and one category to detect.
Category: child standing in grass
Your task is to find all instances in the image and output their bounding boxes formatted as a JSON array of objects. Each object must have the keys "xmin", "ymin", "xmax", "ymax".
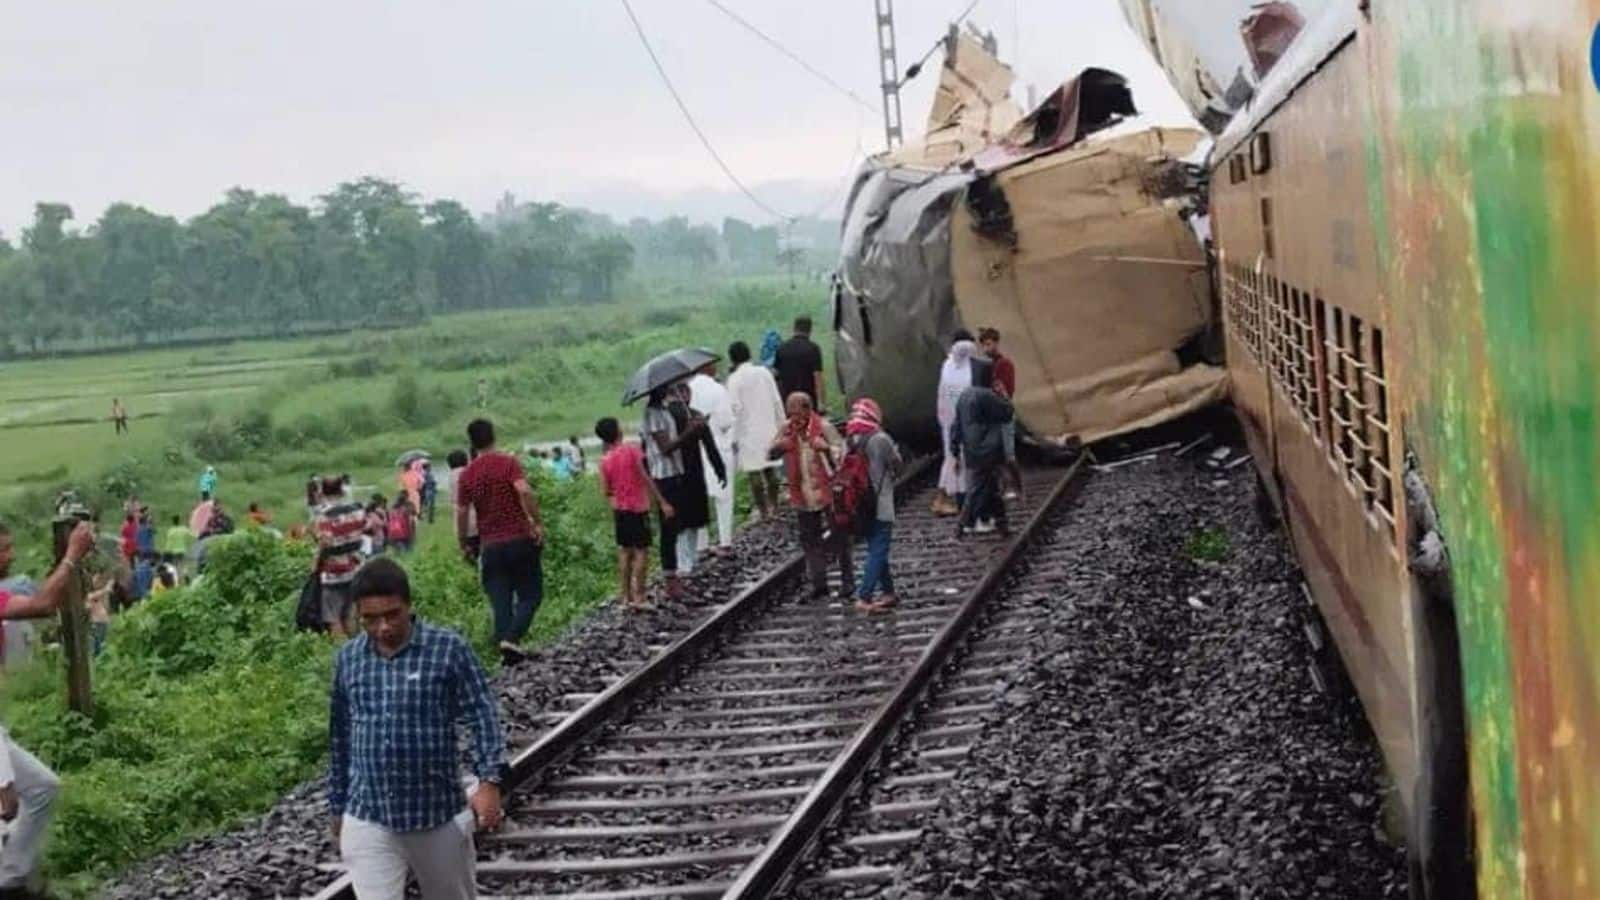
[{"xmin": 596, "ymin": 417, "xmax": 673, "ymax": 610}]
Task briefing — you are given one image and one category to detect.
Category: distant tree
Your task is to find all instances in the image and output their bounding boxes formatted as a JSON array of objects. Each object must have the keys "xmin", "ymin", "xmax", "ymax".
[
  {"xmin": 425, "ymin": 199, "xmax": 491, "ymax": 311},
  {"xmin": 578, "ymin": 235, "xmax": 634, "ymax": 302}
]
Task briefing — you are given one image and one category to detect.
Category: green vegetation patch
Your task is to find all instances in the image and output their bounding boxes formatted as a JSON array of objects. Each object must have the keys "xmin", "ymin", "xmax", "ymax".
[{"xmin": 1184, "ymin": 525, "xmax": 1232, "ymax": 563}]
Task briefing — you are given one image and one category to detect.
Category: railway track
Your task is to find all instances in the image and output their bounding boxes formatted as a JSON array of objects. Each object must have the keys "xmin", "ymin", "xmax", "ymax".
[{"xmin": 309, "ymin": 454, "xmax": 1087, "ymax": 899}]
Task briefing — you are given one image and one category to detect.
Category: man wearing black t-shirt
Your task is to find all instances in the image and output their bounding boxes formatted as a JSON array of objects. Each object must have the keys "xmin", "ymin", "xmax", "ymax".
[{"xmin": 773, "ymin": 316, "xmax": 826, "ymax": 412}]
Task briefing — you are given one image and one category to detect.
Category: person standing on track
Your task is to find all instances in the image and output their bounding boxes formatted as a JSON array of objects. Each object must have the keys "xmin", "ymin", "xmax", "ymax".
[
  {"xmin": 688, "ymin": 361, "xmax": 737, "ymax": 553},
  {"xmin": 662, "ymin": 384, "xmax": 726, "ymax": 580},
  {"xmin": 770, "ymin": 392, "xmax": 851, "ymax": 599},
  {"xmin": 0, "ymin": 519, "xmax": 96, "ymax": 896},
  {"xmin": 726, "ymin": 340, "xmax": 786, "ymax": 524},
  {"xmin": 456, "ymin": 419, "xmax": 545, "ymax": 666},
  {"xmin": 934, "ymin": 334, "xmax": 977, "ymax": 517},
  {"xmin": 596, "ymin": 417, "xmax": 674, "ymax": 610},
  {"xmin": 951, "ymin": 357, "xmax": 1014, "ymax": 538},
  {"xmin": 847, "ymin": 399, "xmax": 902, "ymax": 613},
  {"xmin": 978, "ymin": 327, "xmax": 1022, "ymax": 499},
  {"xmin": 641, "ymin": 387, "xmax": 699, "ymax": 600},
  {"xmin": 328, "ymin": 558, "xmax": 506, "ymax": 900},
  {"xmin": 773, "ymin": 315, "xmax": 826, "ymax": 412}
]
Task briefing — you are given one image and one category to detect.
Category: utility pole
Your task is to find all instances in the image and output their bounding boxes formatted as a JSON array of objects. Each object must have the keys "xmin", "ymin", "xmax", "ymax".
[{"xmin": 874, "ymin": 0, "xmax": 904, "ymax": 151}]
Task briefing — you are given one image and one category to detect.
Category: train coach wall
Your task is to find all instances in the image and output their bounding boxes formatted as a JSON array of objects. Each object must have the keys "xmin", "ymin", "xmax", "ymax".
[{"xmin": 1363, "ymin": 3, "xmax": 1600, "ymax": 897}]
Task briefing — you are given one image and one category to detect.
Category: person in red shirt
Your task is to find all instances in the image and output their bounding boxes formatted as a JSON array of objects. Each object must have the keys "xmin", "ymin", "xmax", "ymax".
[
  {"xmin": 979, "ymin": 327, "xmax": 1023, "ymax": 499},
  {"xmin": 595, "ymin": 417, "xmax": 674, "ymax": 610},
  {"xmin": 119, "ymin": 513, "xmax": 138, "ymax": 563},
  {"xmin": 0, "ymin": 519, "xmax": 95, "ymax": 892},
  {"xmin": 455, "ymin": 419, "xmax": 545, "ymax": 666}
]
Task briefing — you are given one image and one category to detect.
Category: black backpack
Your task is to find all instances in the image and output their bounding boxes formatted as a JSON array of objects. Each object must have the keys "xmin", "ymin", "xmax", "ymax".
[{"xmin": 295, "ymin": 560, "xmax": 328, "ymax": 633}]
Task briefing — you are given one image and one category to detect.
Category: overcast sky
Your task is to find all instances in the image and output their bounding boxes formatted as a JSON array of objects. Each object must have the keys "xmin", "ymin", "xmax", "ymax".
[{"xmin": 0, "ymin": 0, "xmax": 1194, "ymax": 236}]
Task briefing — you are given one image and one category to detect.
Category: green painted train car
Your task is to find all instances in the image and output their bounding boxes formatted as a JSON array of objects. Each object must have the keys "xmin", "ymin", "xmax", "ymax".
[{"xmin": 1187, "ymin": 2, "xmax": 1600, "ymax": 896}]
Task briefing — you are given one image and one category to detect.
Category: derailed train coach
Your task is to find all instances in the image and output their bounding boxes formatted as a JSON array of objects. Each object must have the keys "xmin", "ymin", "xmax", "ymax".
[
  {"xmin": 1132, "ymin": 0, "xmax": 1600, "ymax": 897},
  {"xmin": 833, "ymin": 33, "xmax": 1226, "ymax": 447}
]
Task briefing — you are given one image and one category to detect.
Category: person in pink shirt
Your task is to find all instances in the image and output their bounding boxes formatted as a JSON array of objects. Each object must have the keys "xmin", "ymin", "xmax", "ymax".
[
  {"xmin": 189, "ymin": 493, "xmax": 216, "ymax": 537},
  {"xmin": 595, "ymin": 417, "xmax": 674, "ymax": 610}
]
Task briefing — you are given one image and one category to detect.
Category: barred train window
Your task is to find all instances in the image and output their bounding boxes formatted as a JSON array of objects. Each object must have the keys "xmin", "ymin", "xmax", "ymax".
[{"xmin": 1323, "ymin": 304, "xmax": 1396, "ymax": 533}]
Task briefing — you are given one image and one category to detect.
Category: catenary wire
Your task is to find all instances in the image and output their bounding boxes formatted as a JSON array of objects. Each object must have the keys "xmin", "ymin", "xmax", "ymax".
[
  {"xmin": 703, "ymin": 0, "xmax": 879, "ymax": 115},
  {"xmin": 620, "ymin": 0, "xmax": 793, "ymax": 223}
]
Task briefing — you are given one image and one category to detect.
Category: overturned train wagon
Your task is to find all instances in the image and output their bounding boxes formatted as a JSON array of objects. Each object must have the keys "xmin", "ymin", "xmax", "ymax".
[{"xmin": 833, "ymin": 125, "xmax": 1227, "ymax": 447}]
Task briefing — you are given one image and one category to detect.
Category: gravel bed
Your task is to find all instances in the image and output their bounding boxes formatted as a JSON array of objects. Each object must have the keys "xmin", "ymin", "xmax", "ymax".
[
  {"xmin": 846, "ymin": 451, "xmax": 1408, "ymax": 899},
  {"xmin": 101, "ymin": 515, "xmax": 800, "ymax": 900}
]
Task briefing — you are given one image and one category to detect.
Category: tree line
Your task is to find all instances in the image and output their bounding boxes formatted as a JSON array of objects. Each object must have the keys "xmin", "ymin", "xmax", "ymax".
[{"xmin": 0, "ymin": 177, "xmax": 836, "ymax": 358}]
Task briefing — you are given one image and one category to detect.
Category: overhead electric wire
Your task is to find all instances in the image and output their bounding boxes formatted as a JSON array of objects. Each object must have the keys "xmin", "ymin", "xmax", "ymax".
[
  {"xmin": 703, "ymin": 0, "xmax": 879, "ymax": 115},
  {"xmin": 901, "ymin": 0, "xmax": 981, "ymax": 85},
  {"xmin": 620, "ymin": 0, "xmax": 792, "ymax": 222}
]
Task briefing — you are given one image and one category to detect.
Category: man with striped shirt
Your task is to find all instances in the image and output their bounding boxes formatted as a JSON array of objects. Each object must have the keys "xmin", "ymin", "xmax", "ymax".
[{"xmin": 314, "ymin": 475, "xmax": 369, "ymax": 637}]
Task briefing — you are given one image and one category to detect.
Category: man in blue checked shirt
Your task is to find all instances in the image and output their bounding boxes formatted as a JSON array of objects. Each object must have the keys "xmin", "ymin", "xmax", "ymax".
[{"xmin": 328, "ymin": 557, "xmax": 507, "ymax": 899}]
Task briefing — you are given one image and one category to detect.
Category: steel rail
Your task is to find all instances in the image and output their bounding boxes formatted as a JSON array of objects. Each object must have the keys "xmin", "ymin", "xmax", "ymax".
[
  {"xmin": 724, "ymin": 454, "xmax": 1090, "ymax": 898},
  {"xmin": 307, "ymin": 457, "xmax": 935, "ymax": 900}
]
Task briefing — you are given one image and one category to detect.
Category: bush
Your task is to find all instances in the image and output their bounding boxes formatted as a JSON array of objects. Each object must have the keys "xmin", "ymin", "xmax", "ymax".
[
  {"xmin": 328, "ymin": 355, "xmax": 385, "ymax": 379},
  {"xmin": 387, "ymin": 374, "xmax": 450, "ymax": 429},
  {"xmin": 187, "ymin": 416, "xmax": 242, "ymax": 462},
  {"xmin": 234, "ymin": 407, "xmax": 273, "ymax": 451},
  {"xmin": 1184, "ymin": 525, "xmax": 1231, "ymax": 563}
]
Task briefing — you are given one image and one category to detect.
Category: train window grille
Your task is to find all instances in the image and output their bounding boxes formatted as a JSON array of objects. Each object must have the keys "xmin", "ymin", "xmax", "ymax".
[
  {"xmin": 1313, "ymin": 297, "xmax": 1330, "ymax": 446},
  {"xmin": 1288, "ymin": 287, "xmax": 1319, "ymax": 434},
  {"xmin": 1324, "ymin": 306, "xmax": 1397, "ymax": 534},
  {"xmin": 1243, "ymin": 266, "xmax": 1265, "ymax": 363},
  {"xmin": 1326, "ymin": 306, "xmax": 1357, "ymax": 485},
  {"xmin": 1274, "ymin": 279, "xmax": 1295, "ymax": 400},
  {"xmin": 1263, "ymin": 275, "xmax": 1283, "ymax": 390},
  {"xmin": 1365, "ymin": 326, "xmax": 1396, "ymax": 527}
]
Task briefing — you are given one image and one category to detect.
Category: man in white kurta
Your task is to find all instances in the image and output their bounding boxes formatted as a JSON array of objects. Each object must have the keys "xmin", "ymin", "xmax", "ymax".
[
  {"xmin": 689, "ymin": 364, "xmax": 738, "ymax": 551},
  {"xmin": 725, "ymin": 341, "xmax": 787, "ymax": 522}
]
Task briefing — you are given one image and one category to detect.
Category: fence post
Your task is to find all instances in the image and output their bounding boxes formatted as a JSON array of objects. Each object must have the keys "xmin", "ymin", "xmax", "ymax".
[{"xmin": 51, "ymin": 517, "xmax": 94, "ymax": 717}]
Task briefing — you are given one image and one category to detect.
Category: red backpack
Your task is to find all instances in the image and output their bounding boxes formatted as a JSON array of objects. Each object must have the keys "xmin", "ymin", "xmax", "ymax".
[
  {"xmin": 831, "ymin": 438, "xmax": 878, "ymax": 538},
  {"xmin": 386, "ymin": 508, "xmax": 413, "ymax": 542}
]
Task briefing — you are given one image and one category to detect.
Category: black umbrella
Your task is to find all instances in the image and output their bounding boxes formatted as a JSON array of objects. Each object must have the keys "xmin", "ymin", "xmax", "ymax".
[{"xmin": 621, "ymin": 347, "xmax": 719, "ymax": 405}]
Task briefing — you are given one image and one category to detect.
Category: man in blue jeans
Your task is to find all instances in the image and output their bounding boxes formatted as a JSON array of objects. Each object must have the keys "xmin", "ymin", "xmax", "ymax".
[
  {"xmin": 847, "ymin": 399, "xmax": 902, "ymax": 613},
  {"xmin": 455, "ymin": 419, "xmax": 545, "ymax": 667}
]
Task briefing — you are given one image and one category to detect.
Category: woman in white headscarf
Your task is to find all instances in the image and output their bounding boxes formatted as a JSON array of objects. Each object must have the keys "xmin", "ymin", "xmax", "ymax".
[{"xmin": 934, "ymin": 333, "xmax": 977, "ymax": 515}]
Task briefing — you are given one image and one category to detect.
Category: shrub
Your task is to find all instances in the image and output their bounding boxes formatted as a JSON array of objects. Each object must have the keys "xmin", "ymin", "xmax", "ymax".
[
  {"xmin": 187, "ymin": 416, "xmax": 242, "ymax": 462},
  {"xmin": 233, "ymin": 407, "xmax": 273, "ymax": 451},
  {"xmin": 1184, "ymin": 525, "xmax": 1231, "ymax": 563}
]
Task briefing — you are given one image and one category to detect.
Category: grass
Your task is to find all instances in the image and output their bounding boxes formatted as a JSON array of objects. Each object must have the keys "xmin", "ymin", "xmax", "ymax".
[
  {"xmin": 1184, "ymin": 525, "xmax": 1232, "ymax": 563},
  {"xmin": 0, "ymin": 279, "xmax": 832, "ymax": 893}
]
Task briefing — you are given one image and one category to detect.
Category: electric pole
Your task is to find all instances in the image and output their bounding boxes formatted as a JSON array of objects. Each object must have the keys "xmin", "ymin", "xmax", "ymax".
[{"xmin": 874, "ymin": 0, "xmax": 904, "ymax": 150}]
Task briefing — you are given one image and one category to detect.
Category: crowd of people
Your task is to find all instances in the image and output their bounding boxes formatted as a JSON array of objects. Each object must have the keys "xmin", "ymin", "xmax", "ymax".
[{"xmin": 0, "ymin": 312, "xmax": 1023, "ymax": 898}]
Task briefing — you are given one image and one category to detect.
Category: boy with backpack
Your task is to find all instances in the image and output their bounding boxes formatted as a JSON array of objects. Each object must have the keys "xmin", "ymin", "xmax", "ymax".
[
  {"xmin": 386, "ymin": 497, "xmax": 416, "ymax": 554},
  {"xmin": 595, "ymin": 417, "xmax": 674, "ymax": 610},
  {"xmin": 840, "ymin": 398, "xmax": 902, "ymax": 612}
]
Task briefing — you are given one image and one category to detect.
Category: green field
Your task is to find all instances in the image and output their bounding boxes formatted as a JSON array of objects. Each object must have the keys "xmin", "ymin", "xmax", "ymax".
[
  {"xmin": 0, "ymin": 281, "xmax": 833, "ymax": 893},
  {"xmin": 0, "ymin": 281, "xmax": 828, "ymax": 567}
]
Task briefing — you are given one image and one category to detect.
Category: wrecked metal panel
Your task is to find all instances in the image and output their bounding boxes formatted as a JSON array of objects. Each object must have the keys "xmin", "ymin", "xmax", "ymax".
[
  {"xmin": 1214, "ymin": 1, "xmax": 1359, "ymax": 162},
  {"xmin": 1119, "ymin": 0, "xmax": 1336, "ymax": 134},
  {"xmin": 835, "ymin": 163, "xmax": 975, "ymax": 443},
  {"xmin": 879, "ymin": 31, "xmax": 1024, "ymax": 172},
  {"xmin": 950, "ymin": 127, "xmax": 1226, "ymax": 444},
  {"xmin": 972, "ymin": 68, "xmax": 1140, "ymax": 173}
]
